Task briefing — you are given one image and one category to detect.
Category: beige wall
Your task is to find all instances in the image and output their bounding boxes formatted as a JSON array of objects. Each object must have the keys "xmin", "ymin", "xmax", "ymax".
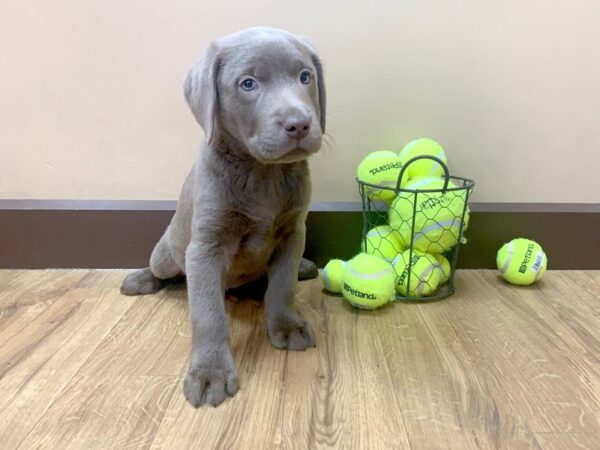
[{"xmin": 1, "ymin": 0, "xmax": 599, "ymax": 203}]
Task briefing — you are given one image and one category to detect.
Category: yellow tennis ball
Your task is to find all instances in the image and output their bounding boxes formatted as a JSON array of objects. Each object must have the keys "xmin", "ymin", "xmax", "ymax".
[
  {"xmin": 392, "ymin": 250, "xmax": 441, "ymax": 297},
  {"xmin": 435, "ymin": 254, "xmax": 451, "ymax": 284},
  {"xmin": 360, "ymin": 225, "xmax": 405, "ymax": 262},
  {"xmin": 320, "ymin": 259, "xmax": 346, "ymax": 293},
  {"xmin": 496, "ymin": 238, "xmax": 547, "ymax": 286},
  {"xmin": 402, "ymin": 175, "xmax": 445, "ymax": 191},
  {"xmin": 388, "ymin": 177, "xmax": 469, "ymax": 253},
  {"xmin": 398, "ymin": 138, "xmax": 448, "ymax": 179},
  {"xmin": 357, "ymin": 151, "xmax": 408, "ymax": 203},
  {"xmin": 342, "ymin": 253, "xmax": 396, "ymax": 309}
]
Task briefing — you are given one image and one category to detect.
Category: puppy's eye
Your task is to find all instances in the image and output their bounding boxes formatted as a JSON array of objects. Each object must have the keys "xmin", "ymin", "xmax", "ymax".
[
  {"xmin": 240, "ymin": 78, "xmax": 257, "ymax": 91},
  {"xmin": 300, "ymin": 71, "xmax": 311, "ymax": 84}
]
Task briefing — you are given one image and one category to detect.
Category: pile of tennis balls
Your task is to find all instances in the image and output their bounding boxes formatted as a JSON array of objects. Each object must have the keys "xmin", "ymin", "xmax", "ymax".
[{"xmin": 320, "ymin": 138, "xmax": 468, "ymax": 310}]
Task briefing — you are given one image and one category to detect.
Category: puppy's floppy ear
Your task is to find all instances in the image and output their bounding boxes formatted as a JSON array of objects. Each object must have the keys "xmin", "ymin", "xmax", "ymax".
[
  {"xmin": 183, "ymin": 43, "xmax": 221, "ymax": 144},
  {"xmin": 298, "ymin": 37, "xmax": 326, "ymax": 133}
]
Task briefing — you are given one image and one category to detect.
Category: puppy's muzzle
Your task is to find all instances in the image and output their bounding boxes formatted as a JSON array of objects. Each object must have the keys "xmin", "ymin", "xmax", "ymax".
[{"xmin": 283, "ymin": 113, "xmax": 311, "ymax": 141}]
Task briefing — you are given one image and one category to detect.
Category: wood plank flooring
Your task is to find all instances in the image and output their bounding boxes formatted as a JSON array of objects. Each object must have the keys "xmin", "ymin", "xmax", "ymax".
[{"xmin": 0, "ymin": 270, "xmax": 599, "ymax": 449}]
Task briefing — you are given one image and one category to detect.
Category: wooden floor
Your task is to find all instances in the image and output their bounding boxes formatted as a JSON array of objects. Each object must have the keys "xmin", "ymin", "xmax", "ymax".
[{"xmin": 0, "ymin": 270, "xmax": 599, "ymax": 449}]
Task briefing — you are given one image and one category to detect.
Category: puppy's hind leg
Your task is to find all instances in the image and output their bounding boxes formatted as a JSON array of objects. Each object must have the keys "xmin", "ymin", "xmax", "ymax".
[{"xmin": 120, "ymin": 229, "xmax": 182, "ymax": 296}]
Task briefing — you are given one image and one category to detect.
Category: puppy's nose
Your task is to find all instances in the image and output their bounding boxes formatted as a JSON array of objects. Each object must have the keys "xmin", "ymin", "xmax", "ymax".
[{"xmin": 283, "ymin": 114, "xmax": 311, "ymax": 140}]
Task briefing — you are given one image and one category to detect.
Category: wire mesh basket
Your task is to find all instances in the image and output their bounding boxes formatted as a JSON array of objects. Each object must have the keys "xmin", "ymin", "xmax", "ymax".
[{"xmin": 357, "ymin": 155, "xmax": 475, "ymax": 301}]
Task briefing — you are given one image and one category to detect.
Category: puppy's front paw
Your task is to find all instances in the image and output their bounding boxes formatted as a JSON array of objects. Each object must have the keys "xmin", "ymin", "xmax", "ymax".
[
  {"xmin": 183, "ymin": 347, "xmax": 239, "ymax": 408},
  {"xmin": 268, "ymin": 312, "xmax": 316, "ymax": 351}
]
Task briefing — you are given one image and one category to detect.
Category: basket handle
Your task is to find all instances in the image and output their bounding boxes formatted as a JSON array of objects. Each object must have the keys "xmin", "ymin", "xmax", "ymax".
[{"xmin": 395, "ymin": 155, "xmax": 451, "ymax": 191}]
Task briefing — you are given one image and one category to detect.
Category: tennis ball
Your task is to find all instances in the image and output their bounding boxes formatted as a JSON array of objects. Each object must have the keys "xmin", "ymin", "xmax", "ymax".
[
  {"xmin": 357, "ymin": 151, "xmax": 408, "ymax": 203},
  {"xmin": 342, "ymin": 253, "xmax": 396, "ymax": 309},
  {"xmin": 496, "ymin": 238, "xmax": 547, "ymax": 286},
  {"xmin": 398, "ymin": 138, "xmax": 447, "ymax": 179},
  {"xmin": 400, "ymin": 176, "xmax": 443, "ymax": 191},
  {"xmin": 392, "ymin": 250, "xmax": 441, "ymax": 297},
  {"xmin": 360, "ymin": 225, "xmax": 405, "ymax": 262},
  {"xmin": 435, "ymin": 254, "xmax": 451, "ymax": 284},
  {"xmin": 388, "ymin": 177, "xmax": 469, "ymax": 253},
  {"xmin": 320, "ymin": 259, "xmax": 346, "ymax": 293}
]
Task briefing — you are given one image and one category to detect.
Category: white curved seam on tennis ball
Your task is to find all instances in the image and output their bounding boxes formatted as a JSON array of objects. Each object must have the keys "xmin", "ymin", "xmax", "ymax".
[
  {"xmin": 499, "ymin": 241, "xmax": 514, "ymax": 274},
  {"xmin": 413, "ymin": 218, "xmax": 462, "ymax": 242},
  {"xmin": 531, "ymin": 251, "xmax": 544, "ymax": 273},
  {"xmin": 414, "ymin": 263, "xmax": 436, "ymax": 296},
  {"xmin": 435, "ymin": 259, "xmax": 449, "ymax": 279},
  {"xmin": 414, "ymin": 276, "xmax": 426, "ymax": 296},
  {"xmin": 407, "ymin": 178, "xmax": 438, "ymax": 190},
  {"xmin": 368, "ymin": 179, "xmax": 396, "ymax": 196},
  {"xmin": 347, "ymin": 266, "xmax": 393, "ymax": 280},
  {"xmin": 366, "ymin": 231, "xmax": 402, "ymax": 252},
  {"xmin": 431, "ymin": 149, "xmax": 446, "ymax": 161},
  {"xmin": 365, "ymin": 244, "xmax": 401, "ymax": 257},
  {"xmin": 366, "ymin": 228, "xmax": 390, "ymax": 239},
  {"xmin": 378, "ymin": 180, "xmax": 398, "ymax": 187},
  {"xmin": 441, "ymin": 263, "xmax": 450, "ymax": 279},
  {"xmin": 412, "ymin": 221, "xmax": 461, "ymax": 249},
  {"xmin": 533, "ymin": 252, "xmax": 546, "ymax": 281},
  {"xmin": 428, "ymin": 164, "xmax": 439, "ymax": 177},
  {"xmin": 400, "ymin": 140, "xmax": 418, "ymax": 158},
  {"xmin": 321, "ymin": 269, "xmax": 333, "ymax": 291},
  {"xmin": 427, "ymin": 150, "xmax": 446, "ymax": 177}
]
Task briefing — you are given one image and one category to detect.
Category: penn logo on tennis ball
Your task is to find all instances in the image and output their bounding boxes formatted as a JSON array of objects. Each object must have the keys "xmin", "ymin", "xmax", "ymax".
[
  {"xmin": 519, "ymin": 243, "xmax": 535, "ymax": 274},
  {"xmin": 420, "ymin": 193, "xmax": 452, "ymax": 210},
  {"xmin": 368, "ymin": 161, "xmax": 403, "ymax": 176},
  {"xmin": 342, "ymin": 282, "xmax": 377, "ymax": 300}
]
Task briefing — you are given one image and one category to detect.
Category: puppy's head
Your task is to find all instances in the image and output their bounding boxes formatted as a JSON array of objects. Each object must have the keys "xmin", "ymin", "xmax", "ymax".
[{"xmin": 184, "ymin": 27, "xmax": 326, "ymax": 163}]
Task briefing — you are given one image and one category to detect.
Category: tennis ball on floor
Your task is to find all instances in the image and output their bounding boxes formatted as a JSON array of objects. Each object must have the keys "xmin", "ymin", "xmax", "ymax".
[
  {"xmin": 398, "ymin": 138, "xmax": 447, "ymax": 179},
  {"xmin": 388, "ymin": 177, "xmax": 469, "ymax": 253},
  {"xmin": 392, "ymin": 250, "xmax": 441, "ymax": 297},
  {"xmin": 360, "ymin": 225, "xmax": 405, "ymax": 262},
  {"xmin": 435, "ymin": 254, "xmax": 451, "ymax": 284},
  {"xmin": 357, "ymin": 151, "xmax": 408, "ymax": 203},
  {"xmin": 320, "ymin": 259, "xmax": 346, "ymax": 293},
  {"xmin": 342, "ymin": 253, "xmax": 396, "ymax": 309},
  {"xmin": 496, "ymin": 238, "xmax": 547, "ymax": 286}
]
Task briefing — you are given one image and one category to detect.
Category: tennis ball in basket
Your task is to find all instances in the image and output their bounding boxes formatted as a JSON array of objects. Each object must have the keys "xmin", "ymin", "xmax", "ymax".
[
  {"xmin": 342, "ymin": 253, "xmax": 396, "ymax": 309},
  {"xmin": 398, "ymin": 138, "xmax": 447, "ymax": 179},
  {"xmin": 357, "ymin": 151, "xmax": 408, "ymax": 203},
  {"xmin": 360, "ymin": 225, "xmax": 405, "ymax": 262},
  {"xmin": 496, "ymin": 238, "xmax": 547, "ymax": 286},
  {"xmin": 435, "ymin": 254, "xmax": 451, "ymax": 284},
  {"xmin": 320, "ymin": 259, "xmax": 346, "ymax": 293},
  {"xmin": 392, "ymin": 250, "xmax": 441, "ymax": 297},
  {"xmin": 388, "ymin": 177, "xmax": 469, "ymax": 253}
]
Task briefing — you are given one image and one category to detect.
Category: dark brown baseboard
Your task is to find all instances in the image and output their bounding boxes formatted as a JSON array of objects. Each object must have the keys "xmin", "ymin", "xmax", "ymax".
[{"xmin": 0, "ymin": 201, "xmax": 598, "ymax": 269}]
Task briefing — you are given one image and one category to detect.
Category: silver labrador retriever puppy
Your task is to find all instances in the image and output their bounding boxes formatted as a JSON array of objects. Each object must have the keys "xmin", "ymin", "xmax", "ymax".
[{"xmin": 120, "ymin": 27, "xmax": 325, "ymax": 407}]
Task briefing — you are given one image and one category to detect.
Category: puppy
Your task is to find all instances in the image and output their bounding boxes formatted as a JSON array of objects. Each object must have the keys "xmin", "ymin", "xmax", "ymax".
[{"xmin": 121, "ymin": 27, "xmax": 326, "ymax": 407}]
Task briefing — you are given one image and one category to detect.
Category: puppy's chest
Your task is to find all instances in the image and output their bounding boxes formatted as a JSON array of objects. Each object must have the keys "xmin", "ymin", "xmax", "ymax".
[
  {"xmin": 212, "ymin": 160, "xmax": 309, "ymax": 267},
  {"xmin": 235, "ymin": 202, "xmax": 302, "ymax": 255}
]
